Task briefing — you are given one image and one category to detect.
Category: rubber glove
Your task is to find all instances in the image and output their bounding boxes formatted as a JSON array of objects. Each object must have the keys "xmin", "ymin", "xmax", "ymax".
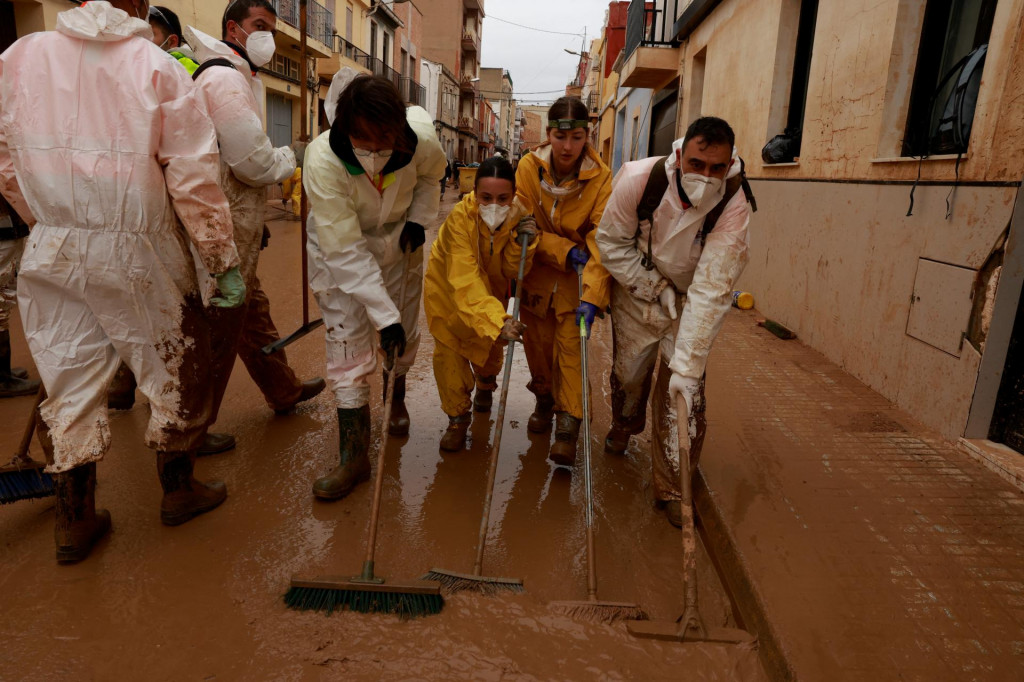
[
  {"xmin": 668, "ymin": 374, "xmax": 700, "ymax": 421},
  {"xmin": 568, "ymin": 246, "xmax": 590, "ymax": 272},
  {"xmin": 399, "ymin": 221, "xmax": 426, "ymax": 253},
  {"xmin": 659, "ymin": 285, "xmax": 678, "ymax": 320},
  {"xmin": 211, "ymin": 266, "xmax": 246, "ymax": 309},
  {"xmin": 576, "ymin": 302, "xmax": 599, "ymax": 338},
  {"xmin": 499, "ymin": 317, "xmax": 526, "ymax": 342},
  {"xmin": 379, "ymin": 322, "xmax": 407, "ymax": 366},
  {"xmin": 513, "ymin": 217, "xmax": 538, "ymax": 245}
]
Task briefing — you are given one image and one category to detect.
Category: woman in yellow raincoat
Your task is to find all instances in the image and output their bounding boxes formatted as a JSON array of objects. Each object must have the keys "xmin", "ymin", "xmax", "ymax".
[
  {"xmin": 424, "ymin": 157, "xmax": 538, "ymax": 452},
  {"xmin": 515, "ymin": 96, "xmax": 612, "ymax": 466}
]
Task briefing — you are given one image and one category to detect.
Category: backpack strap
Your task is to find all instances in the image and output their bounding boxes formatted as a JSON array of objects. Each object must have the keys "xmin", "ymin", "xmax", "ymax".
[
  {"xmin": 636, "ymin": 156, "xmax": 669, "ymax": 271},
  {"xmin": 192, "ymin": 57, "xmax": 236, "ymax": 81},
  {"xmin": 700, "ymin": 158, "xmax": 757, "ymax": 245}
]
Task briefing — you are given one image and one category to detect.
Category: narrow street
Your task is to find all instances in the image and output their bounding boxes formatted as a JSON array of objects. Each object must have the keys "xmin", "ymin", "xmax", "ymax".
[{"xmin": 0, "ymin": 193, "xmax": 763, "ymax": 681}]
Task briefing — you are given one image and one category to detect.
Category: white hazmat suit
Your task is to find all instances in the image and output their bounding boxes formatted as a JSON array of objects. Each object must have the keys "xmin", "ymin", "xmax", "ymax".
[{"xmin": 0, "ymin": 2, "xmax": 239, "ymax": 472}]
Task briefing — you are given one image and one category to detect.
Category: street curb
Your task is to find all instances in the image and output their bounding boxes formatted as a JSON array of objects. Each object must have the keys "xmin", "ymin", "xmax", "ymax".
[{"xmin": 694, "ymin": 468, "xmax": 797, "ymax": 682}]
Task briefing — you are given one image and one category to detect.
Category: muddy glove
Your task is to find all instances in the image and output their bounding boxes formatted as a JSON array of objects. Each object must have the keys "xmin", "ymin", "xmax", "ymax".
[
  {"xmin": 379, "ymin": 323, "xmax": 407, "ymax": 366},
  {"xmin": 668, "ymin": 374, "xmax": 700, "ymax": 421},
  {"xmin": 211, "ymin": 266, "xmax": 246, "ymax": 309},
  {"xmin": 575, "ymin": 302, "xmax": 599, "ymax": 338},
  {"xmin": 260, "ymin": 225, "xmax": 271, "ymax": 250},
  {"xmin": 498, "ymin": 317, "xmax": 526, "ymax": 342},
  {"xmin": 513, "ymin": 217, "xmax": 538, "ymax": 245},
  {"xmin": 568, "ymin": 246, "xmax": 590, "ymax": 272},
  {"xmin": 399, "ymin": 221, "xmax": 426, "ymax": 253},
  {"xmin": 659, "ymin": 284, "xmax": 678, "ymax": 320}
]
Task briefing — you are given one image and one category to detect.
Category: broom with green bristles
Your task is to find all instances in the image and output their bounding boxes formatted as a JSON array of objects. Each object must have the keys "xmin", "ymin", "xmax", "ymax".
[
  {"xmin": 1, "ymin": 387, "xmax": 54, "ymax": 505},
  {"xmin": 284, "ymin": 247, "xmax": 443, "ymax": 619}
]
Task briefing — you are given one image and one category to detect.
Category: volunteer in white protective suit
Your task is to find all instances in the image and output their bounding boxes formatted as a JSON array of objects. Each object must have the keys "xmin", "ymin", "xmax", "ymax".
[
  {"xmin": 0, "ymin": 0, "xmax": 245, "ymax": 563},
  {"xmin": 0, "ymin": 194, "xmax": 39, "ymax": 397},
  {"xmin": 595, "ymin": 116, "xmax": 754, "ymax": 528},
  {"xmin": 303, "ymin": 69, "xmax": 446, "ymax": 501}
]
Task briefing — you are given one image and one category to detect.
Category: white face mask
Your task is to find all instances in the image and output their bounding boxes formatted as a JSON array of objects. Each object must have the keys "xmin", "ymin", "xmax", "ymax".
[
  {"xmin": 479, "ymin": 203, "xmax": 510, "ymax": 232},
  {"xmin": 539, "ymin": 178, "xmax": 581, "ymax": 198},
  {"xmin": 680, "ymin": 173, "xmax": 723, "ymax": 210},
  {"xmin": 351, "ymin": 145, "xmax": 392, "ymax": 177},
  {"xmin": 238, "ymin": 26, "xmax": 276, "ymax": 68}
]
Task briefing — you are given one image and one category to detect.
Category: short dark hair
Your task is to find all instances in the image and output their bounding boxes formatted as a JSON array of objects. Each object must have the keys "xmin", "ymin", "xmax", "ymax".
[
  {"xmin": 547, "ymin": 96, "xmax": 589, "ymax": 123},
  {"xmin": 222, "ymin": 0, "xmax": 277, "ymax": 40},
  {"xmin": 149, "ymin": 6, "xmax": 183, "ymax": 42},
  {"xmin": 475, "ymin": 156, "xmax": 516, "ymax": 189},
  {"xmin": 683, "ymin": 116, "xmax": 736, "ymax": 150},
  {"xmin": 333, "ymin": 75, "xmax": 408, "ymax": 144}
]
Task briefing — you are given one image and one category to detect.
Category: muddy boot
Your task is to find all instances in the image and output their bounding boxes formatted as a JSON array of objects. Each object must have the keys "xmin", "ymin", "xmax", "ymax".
[
  {"xmin": 313, "ymin": 406, "xmax": 372, "ymax": 500},
  {"xmin": 604, "ymin": 424, "xmax": 631, "ymax": 456},
  {"xmin": 549, "ymin": 412, "xmax": 581, "ymax": 467},
  {"xmin": 384, "ymin": 372, "xmax": 410, "ymax": 436},
  {"xmin": 659, "ymin": 500, "xmax": 683, "ymax": 528},
  {"xmin": 439, "ymin": 413, "xmax": 471, "ymax": 452},
  {"xmin": 527, "ymin": 393, "xmax": 555, "ymax": 433},
  {"xmin": 54, "ymin": 462, "xmax": 112, "ymax": 564},
  {"xmin": 157, "ymin": 450, "xmax": 228, "ymax": 526},
  {"xmin": 196, "ymin": 432, "xmax": 236, "ymax": 456},
  {"xmin": 0, "ymin": 330, "xmax": 40, "ymax": 398},
  {"xmin": 106, "ymin": 361, "xmax": 137, "ymax": 410},
  {"xmin": 473, "ymin": 376, "xmax": 496, "ymax": 412},
  {"xmin": 273, "ymin": 377, "xmax": 327, "ymax": 415}
]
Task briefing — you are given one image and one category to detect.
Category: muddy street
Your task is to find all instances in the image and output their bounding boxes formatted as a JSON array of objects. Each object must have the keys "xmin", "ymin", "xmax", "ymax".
[{"xmin": 0, "ymin": 193, "xmax": 764, "ymax": 681}]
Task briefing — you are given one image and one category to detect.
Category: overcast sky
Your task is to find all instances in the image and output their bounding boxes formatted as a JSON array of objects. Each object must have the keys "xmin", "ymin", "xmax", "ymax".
[{"xmin": 479, "ymin": 1, "xmax": 613, "ymax": 106}]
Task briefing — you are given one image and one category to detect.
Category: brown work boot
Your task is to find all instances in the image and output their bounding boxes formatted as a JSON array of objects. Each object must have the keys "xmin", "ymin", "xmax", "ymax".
[
  {"xmin": 439, "ymin": 413, "xmax": 472, "ymax": 452},
  {"xmin": 549, "ymin": 412, "xmax": 581, "ymax": 467},
  {"xmin": 313, "ymin": 406, "xmax": 372, "ymax": 500},
  {"xmin": 157, "ymin": 450, "xmax": 228, "ymax": 526},
  {"xmin": 384, "ymin": 372, "xmax": 410, "ymax": 436},
  {"xmin": 660, "ymin": 500, "xmax": 683, "ymax": 528},
  {"xmin": 196, "ymin": 432, "xmax": 236, "ymax": 456},
  {"xmin": 527, "ymin": 393, "xmax": 555, "ymax": 433},
  {"xmin": 273, "ymin": 377, "xmax": 327, "ymax": 415},
  {"xmin": 473, "ymin": 376, "xmax": 496, "ymax": 412},
  {"xmin": 106, "ymin": 361, "xmax": 137, "ymax": 410},
  {"xmin": 54, "ymin": 462, "xmax": 112, "ymax": 564},
  {"xmin": 604, "ymin": 424, "xmax": 631, "ymax": 456}
]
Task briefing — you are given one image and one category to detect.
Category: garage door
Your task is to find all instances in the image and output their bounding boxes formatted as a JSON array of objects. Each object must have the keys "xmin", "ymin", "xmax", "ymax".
[{"xmin": 267, "ymin": 94, "xmax": 293, "ymax": 149}]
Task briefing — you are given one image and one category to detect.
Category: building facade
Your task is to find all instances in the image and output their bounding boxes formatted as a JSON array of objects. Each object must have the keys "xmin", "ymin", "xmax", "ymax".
[{"xmin": 479, "ymin": 67, "xmax": 514, "ymax": 158}]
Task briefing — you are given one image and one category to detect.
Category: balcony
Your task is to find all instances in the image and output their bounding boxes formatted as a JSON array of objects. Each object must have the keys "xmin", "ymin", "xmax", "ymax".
[
  {"xmin": 461, "ymin": 30, "xmax": 479, "ymax": 54},
  {"xmin": 332, "ymin": 35, "xmax": 373, "ymax": 72},
  {"xmin": 399, "ymin": 77, "xmax": 427, "ymax": 108},
  {"xmin": 587, "ymin": 91, "xmax": 599, "ymax": 116},
  {"xmin": 463, "ymin": 0, "xmax": 484, "ymax": 12},
  {"xmin": 270, "ymin": 0, "xmax": 333, "ymax": 59},
  {"xmin": 458, "ymin": 116, "xmax": 479, "ymax": 138},
  {"xmin": 459, "ymin": 75, "xmax": 478, "ymax": 96},
  {"xmin": 619, "ymin": 0, "xmax": 681, "ymax": 89}
]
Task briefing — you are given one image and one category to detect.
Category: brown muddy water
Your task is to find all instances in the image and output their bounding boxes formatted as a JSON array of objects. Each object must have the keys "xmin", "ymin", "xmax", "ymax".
[{"xmin": 0, "ymin": 195, "xmax": 765, "ymax": 681}]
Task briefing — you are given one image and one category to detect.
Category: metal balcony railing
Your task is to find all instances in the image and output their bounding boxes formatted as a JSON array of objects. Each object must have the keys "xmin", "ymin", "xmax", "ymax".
[
  {"xmin": 399, "ymin": 77, "xmax": 427, "ymax": 108},
  {"xmin": 623, "ymin": 0, "xmax": 681, "ymax": 63},
  {"xmin": 587, "ymin": 91, "xmax": 599, "ymax": 113},
  {"xmin": 271, "ymin": 0, "xmax": 334, "ymax": 46},
  {"xmin": 334, "ymin": 35, "xmax": 373, "ymax": 71}
]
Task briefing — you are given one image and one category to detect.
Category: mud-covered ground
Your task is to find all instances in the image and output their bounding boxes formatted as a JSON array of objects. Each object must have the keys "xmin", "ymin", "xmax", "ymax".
[{"xmin": 0, "ymin": 193, "xmax": 765, "ymax": 681}]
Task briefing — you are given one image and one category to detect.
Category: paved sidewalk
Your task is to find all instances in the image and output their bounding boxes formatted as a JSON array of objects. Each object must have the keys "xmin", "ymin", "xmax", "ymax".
[{"xmin": 700, "ymin": 310, "xmax": 1024, "ymax": 681}]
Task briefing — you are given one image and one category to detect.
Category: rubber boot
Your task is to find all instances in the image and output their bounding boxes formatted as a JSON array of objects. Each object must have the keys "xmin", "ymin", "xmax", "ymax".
[
  {"xmin": 439, "ymin": 413, "xmax": 471, "ymax": 452},
  {"xmin": 54, "ymin": 462, "xmax": 112, "ymax": 564},
  {"xmin": 549, "ymin": 412, "xmax": 581, "ymax": 467},
  {"xmin": 473, "ymin": 376, "xmax": 496, "ymax": 412},
  {"xmin": 527, "ymin": 393, "xmax": 555, "ymax": 433},
  {"xmin": 106, "ymin": 361, "xmax": 137, "ymax": 410},
  {"xmin": 313, "ymin": 406, "xmax": 372, "ymax": 500},
  {"xmin": 273, "ymin": 377, "xmax": 327, "ymax": 415},
  {"xmin": 157, "ymin": 450, "xmax": 228, "ymax": 526},
  {"xmin": 384, "ymin": 372, "xmax": 410, "ymax": 436},
  {"xmin": 196, "ymin": 432, "xmax": 236, "ymax": 456},
  {"xmin": 0, "ymin": 329, "xmax": 40, "ymax": 398},
  {"xmin": 604, "ymin": 424, "xmax": 631, "ymax": 456},
  {"xmin": 660, "ymin": 500, "xmax": 683, "ymax": 528}
]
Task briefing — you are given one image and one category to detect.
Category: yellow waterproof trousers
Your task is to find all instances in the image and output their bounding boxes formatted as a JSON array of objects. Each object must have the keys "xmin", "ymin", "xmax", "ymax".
[
  {"xmin": 520, "ymin": 306, "xmax": 584, "ymax": 420},
  {"xmin": 433, "ymin": 338, "xmax": 504, "ymax": 417}
]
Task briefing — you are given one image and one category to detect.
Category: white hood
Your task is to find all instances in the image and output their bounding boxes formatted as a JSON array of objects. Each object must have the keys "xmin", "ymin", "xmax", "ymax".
[
  {"xmin": 56, "ymin": 1, "xmax": 153, "ymax": 42},
  {"xmin": 324, "ymin": 67, "xmax": 362, "ymax": 126},
  {"xmin": 183, "ymin": 25, "xmax": 250, "ymax": 74}
]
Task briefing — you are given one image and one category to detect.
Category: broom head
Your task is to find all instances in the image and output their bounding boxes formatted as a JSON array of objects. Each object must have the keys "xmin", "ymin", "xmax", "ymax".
[
  {"xmin": 549, "ymin": 599, "xmax": 648, "ymax": 624},
  {"xmin": 422, "ymin": 567, "xmax": 524, "ymax": 595},
  {"xmin": 627, "ymin": 618, "xmax": 756, "ymax": 645},
  {"xmin": 285, "ymin": 574, "xmax": 443, "ymax": 619},
  {"xmin": 0, "ymin": 457, "xmax": 55, "ymax": 505}
]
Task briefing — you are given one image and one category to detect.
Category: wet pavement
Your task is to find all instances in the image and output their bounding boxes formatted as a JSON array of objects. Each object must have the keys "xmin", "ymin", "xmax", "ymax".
[{"xmin": 0, "ymin": 193, "xmax": 763, "ymax": 680}]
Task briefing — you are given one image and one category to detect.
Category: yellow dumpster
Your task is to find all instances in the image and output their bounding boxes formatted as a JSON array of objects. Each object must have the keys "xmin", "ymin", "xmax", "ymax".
[{"xmin": 459, "ymin": 167, "xmax": 478, "ymax": 196}]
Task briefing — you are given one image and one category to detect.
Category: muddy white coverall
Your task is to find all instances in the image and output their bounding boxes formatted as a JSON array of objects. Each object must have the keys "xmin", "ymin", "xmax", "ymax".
[
  {"xmin": 304, "ymin": 73, "xmax": 446, "ymax": 408},
  {"xmin": 595, "ymin": 141, "xmax": 751, "ymax": 500},
  {"xmin": 0, "ymin": 2, "xmax": 239, "ymax": 472},
  {"xmin": 424, "ymin": 193, "xmax": 536, "ymax": 417}
]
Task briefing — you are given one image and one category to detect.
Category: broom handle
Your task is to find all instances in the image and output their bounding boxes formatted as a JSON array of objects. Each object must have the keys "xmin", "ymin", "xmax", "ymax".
[
  {"xmin": 15, "ymin": 386, "xmax": 45, "ymax": 463},
  {"xmin": 472, "ymin": 231, "xmax": 530, "ymax": 576},
  {"xmin": 359, "ymin": 247, "xmax": 410, "ymax": 578},
  {"xmin": 677, "ymin": 393, "xmax": 701, "ymax": 619},
  {"xmin": 577, "ymin": 266, "xmax": 597, "ymax": 602},
  {"xmin": 299, "ymin": 0, "xmax": 309, "ymax": 327}
]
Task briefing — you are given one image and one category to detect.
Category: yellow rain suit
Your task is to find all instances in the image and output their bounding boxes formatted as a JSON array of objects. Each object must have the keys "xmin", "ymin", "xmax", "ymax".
[
  {"xmin": 515, "ymin": 144, "xmax": 612, "ymax": 419},
  {"xmin": 424, "ymin": 193, "xmax": 537, "ymax": 417}
]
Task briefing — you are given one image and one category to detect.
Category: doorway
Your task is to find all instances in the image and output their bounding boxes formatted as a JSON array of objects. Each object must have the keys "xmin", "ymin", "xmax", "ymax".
[{"xmin": 267, "ymin": 94, "xmax": 293, "ymax": 149}]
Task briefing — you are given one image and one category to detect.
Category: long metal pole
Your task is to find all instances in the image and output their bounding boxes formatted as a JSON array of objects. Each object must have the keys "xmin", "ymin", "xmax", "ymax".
[{"xmin": 299, "ymin": 0, "xmax": 310, "ymax": 326}]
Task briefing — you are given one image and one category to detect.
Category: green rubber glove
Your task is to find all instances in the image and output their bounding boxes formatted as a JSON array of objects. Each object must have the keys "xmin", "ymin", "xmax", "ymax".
[{"xmin": 211, "ymin": 266, "xmax": 246, "ymax": 309}]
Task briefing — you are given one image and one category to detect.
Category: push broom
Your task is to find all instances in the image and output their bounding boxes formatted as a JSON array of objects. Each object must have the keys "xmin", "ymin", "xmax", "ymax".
[
  {"xmin": 284, "ymin": 247, "xmax": 443, "ymax": 618},
  {"xmin": 423, "ymin": 231, "xmax": 531, "ymax": 595},
  {"xmin": 0, "ymin": 386, "xmax": 54, "ymax": 504},
  {"xmin": 626, "ymin": 394, "xmax": 754, "ymax": 644},
  {"xmin": 548, "ymin": 266, "xmax": 646, "ymax": 623}
]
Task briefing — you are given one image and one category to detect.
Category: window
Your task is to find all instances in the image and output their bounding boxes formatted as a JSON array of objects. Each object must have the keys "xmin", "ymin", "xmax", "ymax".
[
  {"xmin": 267, "ymin": 54, "xmax": 300, "ymax": 82},
  {"xmin": 903, "ymin": 0, "xmax": 996, "ymax": 156},
  {"xmin": 346, "ymin": 5, "xmax": 352, "ymax": 42},
  {"xmin": 786, "ymin": 0, "xmax": 818, "ymax": 147},
  {"xmin": 370, "ymin": 21, "xmax": 377, "ymax": 59},
  {"xmin": 400, "ymin": 48, "xmax": 408, "ymax": 75},
  {"xmin": 649, "ymin": 79, "xmax": 679, "ymax": 157},
  {"xmin": 687, "ymin": 48, "xmax": 706, "ymax": 124},
  {"xmin": 382, "ymin": 32, "xmax": 391, "ymax": 67}
]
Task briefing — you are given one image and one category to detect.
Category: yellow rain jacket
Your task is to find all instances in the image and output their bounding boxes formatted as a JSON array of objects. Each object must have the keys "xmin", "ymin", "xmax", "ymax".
[
  {"xmin": 424, "ymin": 192, "xmax": 537, "ymax": 367},
  {"xmin": 282, "ymin": 167, "xmax": 302, "ymax": 217},
  {"xmin": 515, "ymin": 144, "xmax": 612, "ymax": 317}
]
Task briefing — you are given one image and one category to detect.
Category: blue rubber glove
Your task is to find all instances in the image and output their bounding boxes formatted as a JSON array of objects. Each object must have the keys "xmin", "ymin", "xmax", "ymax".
[
  {"xmin": 576, "ymin": 302, "xmax": 599, "ymax": 338},
  {"xmin": 568, "ymin": 246, "xmax": 590, "ymax": 272},
  {"xmin": 211, "ymin": 266, "xmax": 246, "ymax": 309}
]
